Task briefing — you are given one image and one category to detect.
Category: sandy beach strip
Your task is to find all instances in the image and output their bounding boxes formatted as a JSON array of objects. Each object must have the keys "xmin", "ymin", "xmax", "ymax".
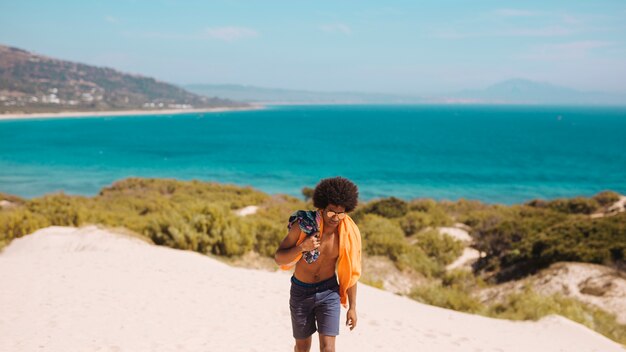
[
  {"xmin": 0, "ymin": 225, "xmax": 623, "ymax": 352},
  {"xmin": 0, "ymin": 105, "xmax": 265, "ymax": 121}
]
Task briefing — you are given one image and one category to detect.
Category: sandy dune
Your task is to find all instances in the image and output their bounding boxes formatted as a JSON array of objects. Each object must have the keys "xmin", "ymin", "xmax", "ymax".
[{"xmin": 0, "ymin": 226, "xmax": 623, "ymax": 352}]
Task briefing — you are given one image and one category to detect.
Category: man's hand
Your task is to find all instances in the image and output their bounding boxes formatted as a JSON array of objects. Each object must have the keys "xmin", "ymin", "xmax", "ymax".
[
  {"xmin": 346, "ymin": 308, "xmax": 357, "ymax": 331},
  {"xmin": 299, "ymin": 232, "xmax": 320, "ymax": 252}
]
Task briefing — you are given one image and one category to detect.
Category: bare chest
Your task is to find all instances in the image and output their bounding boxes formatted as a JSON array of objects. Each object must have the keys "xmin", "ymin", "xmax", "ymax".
[
  {"xmin": 296, "ymin": 230, "xmax": 340, "ymax": 281},
  {"xmin": 318, "ymin": 230, "xmax": 340, "ymax": 260}
]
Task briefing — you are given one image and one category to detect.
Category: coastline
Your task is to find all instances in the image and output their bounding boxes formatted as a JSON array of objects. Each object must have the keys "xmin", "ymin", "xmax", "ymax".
[{"xmin": 0, "ymin": 104, "xmax": 265, "ymax": 121}]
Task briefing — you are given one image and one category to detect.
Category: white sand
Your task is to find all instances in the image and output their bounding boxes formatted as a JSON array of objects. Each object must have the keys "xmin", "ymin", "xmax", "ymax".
[
  {"xmin": 0, "ymin": 199, "xmax": 15, "ymax": 209},
  {"xmin": 446, "ymin": 247, "xmax": 481, "ymax": 271},
  {"xmin": 591, "ymin": 195, "xmax": 626, "ymax": 218},
  {"xmin": 0, "ymin": 105, "xmax": 264, "ymax": 121},
  {"xmin": 438, "ymin": 226, "xmax": 473, "ymax": 243},
  {"xmin": 234, "ymin": 205, "xmax": 259, "ymax": 217},
  {"xmin": 439, "ymin": 225, "xmax": 481, "ymax": 271},
  {"xmin": 608, "ymin": 196, "xmax": 626, "ymax": 214},
  {"xmin": 0, "ymin": 226, "xmax": 623, "ymax": 352}
]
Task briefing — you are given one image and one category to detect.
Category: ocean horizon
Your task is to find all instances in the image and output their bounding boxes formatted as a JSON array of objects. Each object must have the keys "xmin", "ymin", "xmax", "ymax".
[{"xmin": 1, "ymin": 104, "xmax": 625, "ymax": 204}]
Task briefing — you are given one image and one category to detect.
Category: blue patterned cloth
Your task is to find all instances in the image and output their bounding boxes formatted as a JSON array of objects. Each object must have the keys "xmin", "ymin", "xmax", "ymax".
[{"xmin": 288, "ymin": 210, "xmax": 321, "ymax": 264}]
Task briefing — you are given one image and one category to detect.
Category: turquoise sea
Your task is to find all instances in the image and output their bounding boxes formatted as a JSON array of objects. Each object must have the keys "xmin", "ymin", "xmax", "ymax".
[{"xmin": 1, "ymin": 105, "xmax": 625, "ymax": 204}]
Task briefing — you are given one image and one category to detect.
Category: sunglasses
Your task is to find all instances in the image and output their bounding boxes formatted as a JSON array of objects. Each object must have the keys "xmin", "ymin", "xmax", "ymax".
[{"xmin": 325, "ymin": 209, "xmax": 347, "ymax": 219}]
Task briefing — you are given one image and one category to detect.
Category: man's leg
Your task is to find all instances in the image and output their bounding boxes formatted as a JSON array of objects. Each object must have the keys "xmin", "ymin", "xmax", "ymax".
[
  {"xmin": 319, "ymin": 335, "xmax": 336, "ymax": 352},
  {"xmin": 314, "ymin": 286, "xmax": 340, "ymax": 352},
  {"xmin": 294, "ymin": 336, "xmax": 312, "ymax": 352},
  {"xmin": 290, "ymin": 282, "xmax": 317, "ymax": 350}
]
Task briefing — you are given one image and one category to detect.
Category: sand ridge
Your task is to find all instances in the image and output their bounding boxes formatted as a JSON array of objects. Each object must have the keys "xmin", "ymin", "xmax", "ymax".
[{"xmin": 0, "ymin": 226, "xmax": 623, "ymax": 352}]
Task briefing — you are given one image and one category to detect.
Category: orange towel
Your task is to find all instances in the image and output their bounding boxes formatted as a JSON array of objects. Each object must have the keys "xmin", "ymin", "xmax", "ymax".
[{"xmin": 280, "ymin": 214, "xmax": 362, "ymax": 308}]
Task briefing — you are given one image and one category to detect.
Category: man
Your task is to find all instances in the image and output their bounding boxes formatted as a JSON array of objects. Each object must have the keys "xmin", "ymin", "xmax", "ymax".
[{"xmin": 275, "ymin": 177, "xmax": 362, "ymax": 352}]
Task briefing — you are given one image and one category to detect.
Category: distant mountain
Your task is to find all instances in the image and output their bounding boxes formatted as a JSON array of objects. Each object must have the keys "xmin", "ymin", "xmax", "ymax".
[
  {"xmin": 185, "ymin": 84, "xmax": 426, "ymax": 104},
  {"xmin": 442, "ymin": 79, "xmax": 626, "ymax": 105},
  {"xmin": 186, "ymin": 80, "xmax": 626, "ymax": 106},
  {"xmin": 0, "ymin": 45, "xmax": 245, "ymax": 114}
]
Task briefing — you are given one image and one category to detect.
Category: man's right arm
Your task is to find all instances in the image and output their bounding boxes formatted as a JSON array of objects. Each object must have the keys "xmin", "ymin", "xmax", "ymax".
[
  {"xmin": 274, "ymin": 222, "xmax": 305, "ymax": 266},
  {"xmin": 276, "ymin": 220, "xmax": 324, "ymax": 265}
]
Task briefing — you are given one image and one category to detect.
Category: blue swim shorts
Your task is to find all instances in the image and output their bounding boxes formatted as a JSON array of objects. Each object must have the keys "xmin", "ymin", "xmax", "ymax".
[{"xmin": 289, "ymin": 275, "xmax": 341, "ymax": 339}]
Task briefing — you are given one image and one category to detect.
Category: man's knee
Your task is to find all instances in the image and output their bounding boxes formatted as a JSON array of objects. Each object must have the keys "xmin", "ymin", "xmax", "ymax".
[
  {"xmin": 320, "ymin": 343, "xmax": 335, "ymax": 352},
  {"xmin": 294, "ymin": 337, "xmax": 311, "ymax": 352},
  {"xmin": 319, "ymin": 336, "xmax": 336, "ymax": 352}
]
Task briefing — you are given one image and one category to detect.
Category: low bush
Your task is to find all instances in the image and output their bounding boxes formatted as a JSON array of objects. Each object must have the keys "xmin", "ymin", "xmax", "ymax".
[
  {"xmin": 359, "ymin": 214, "xmax": 406, "ymax": 257},
  {"xmin": 26, "ymin": 193, "xmax": 90, "ymax": 227},
  {"xmin": 593, "ymin": 191, "xmax": 622, "ymax": 207},
  {"xmin": 545, "ymin": 197, "xmax": 600, "ymax": 215},
  {"xmin": 408, "ymin": 199, "xmax": 454, "ymax": 226},
  {"xmin": 251, "ymin": 217, "xmax": 286, "ymax": 257},
  {"xmin": 398, "ymin": 211, "xmax": 433, "ymax": 236},
  {"xmin": 410, "ymin": 280, "xmax": 625, "ymax": 345},
  {"xmin": 413, "ymin": 229, "xmax": 464, "ymax": 266},
  {"xmin": 301, "ymin": 187, "xmax": 314, "ymax": 201},
  {"xmin": 0, "ymin": 208, "xmax": 50, "ymax": 249},
  {"xmin": 486, "ymin": 288, "xmax": 626, "ymax": 345},
  {"xmin": 409, "ymin": 283, "xmax": 484, "ymax": 313},
  {"xmin": 364, "ymin": 197, "xmax": 409, "ymax": 218},
  {"xmin": 359, "ymin": 214, "xmax": 440, "ymax": 276}
]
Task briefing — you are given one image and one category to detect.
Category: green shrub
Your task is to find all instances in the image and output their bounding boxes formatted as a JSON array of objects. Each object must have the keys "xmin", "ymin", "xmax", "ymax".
[
  {"xmin": 409, "ymin": 199, "xmax": 437, "ymax": 212},
  {"xmin": 527, "ymin": 197, "xmax": 601, "ymax": 214},
  {"xmin": 251, "ymin": 217, "xmax": 285, "ymax": 257},
  {"xmin": 190, "ymin": 204, "xmax": 255, "ymax": 256},
  {"xmin": 441, "ymin": 269, "xmax": 485, "ymax": 290},
  {"xmin": 360, "ymin": 214, "xmax": 440, "ymax": 276},
  {"xmin": 395, "ymin": 245, "xmax": 441, "ymax": 277},
  {"xmin": 365, "ymin": 197, "xmax": 409, "ymax": 218},
  {"xmin": 26, "ymin": 193, "xmax": 89, "ymax": 226},
  {"xmin": 488, "ymin": 287, "xmax": 584, "ymax": 321},
  {"xmin": 530, "ymin": 212, "xmax": 626, "ymax": 266},
  {"xmin": 408, "ymin": 199, "xmax": 453, "ymax": 227},
  {"xmin": 470, "ymin": 205, "xmax": 568, "ymax": 280},
  {"xmin": 220, "ymin": 220, "xmax": 255, "ymax": 256},
  {"xmin": 545, "ymin": 197, "xmax": 600, "ymax": 215},
  {"xmin": 100, "ymin": 178, "xmax": 268, "ymax": 210},
  {"xmin": 0, "ymin": 208, "xmax": 50, "ymax": 248},
  {"xmin": 486, "ymin": 288, "xmax": 626, "ymax": 345},
  {"xmin": 142, "ymin": 203, "xmax": 256, "ymax": 256},
  {"xmin": 255, "ymin": 195, "xmax": 307, "ymax": 224},
  {"xmin": 360, "ymin": 276, "xmax": 384, "ymax": 289},
  {"xmin": 439, "ymin": 198, "xmax": 490, "ymax": 220},
  {"xmin": 410, "ymin": 283, "xmax": 484, "ymax": 313},
  {"xmin": 593, "ymin": 191, "xmax": 621, "ymax": 207},
  {"xmin": 414, "ymin": 229, "xmax": 464, "ymax": 266},
  {"xmin": 409, "ymin": 278, "xmax": 626, "ymax": 345},
  {"xmin": 359, "ymin": 214, "xmax": 406, "ymax": 257},
  {"xmin": 301, "ymin": 187, "xmax": 314, "ymax": 201},
  {"xmin": 398, "ymin": 211, "xmax": 433, "ymax": 235},
  {"xmin": 144, "ymin": 213, "xmax": 198, "ymax": 251}
]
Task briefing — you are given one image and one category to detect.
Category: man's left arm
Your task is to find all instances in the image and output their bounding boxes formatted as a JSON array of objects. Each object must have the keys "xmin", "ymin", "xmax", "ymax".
[{"xmin": 345, "ymin": 283, "xmax": 358, "ymax": 330}]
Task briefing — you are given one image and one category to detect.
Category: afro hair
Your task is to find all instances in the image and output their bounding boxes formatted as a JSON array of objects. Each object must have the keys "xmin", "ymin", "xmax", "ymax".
[{"xmin": 312, "ymin": 176, "xmax": 359, "ymax": 212}]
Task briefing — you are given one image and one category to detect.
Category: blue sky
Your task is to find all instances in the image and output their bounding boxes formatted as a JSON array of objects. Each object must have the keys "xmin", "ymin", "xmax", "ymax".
[{"xmin": 1, "ymin": 0, "xmax": 625, "ymax": 94}]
